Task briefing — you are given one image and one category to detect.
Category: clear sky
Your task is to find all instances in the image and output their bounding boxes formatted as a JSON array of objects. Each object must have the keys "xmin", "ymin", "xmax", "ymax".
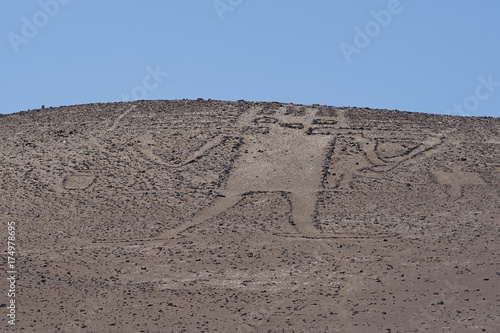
[{"xmin": 1, "ymin": 1, "xmax": 499, "ymax": 117}]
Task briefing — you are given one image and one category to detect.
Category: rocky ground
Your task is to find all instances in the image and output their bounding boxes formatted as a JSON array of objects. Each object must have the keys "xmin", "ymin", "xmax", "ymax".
[{"xmin": 0, "ymin": 100, "xmax": 499, "ymax": 332}]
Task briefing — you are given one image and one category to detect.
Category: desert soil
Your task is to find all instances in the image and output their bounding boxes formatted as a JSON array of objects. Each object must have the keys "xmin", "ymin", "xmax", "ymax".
[{"xmin": 0, "ymin": 100, "xmax": 499, "ymax": 332}]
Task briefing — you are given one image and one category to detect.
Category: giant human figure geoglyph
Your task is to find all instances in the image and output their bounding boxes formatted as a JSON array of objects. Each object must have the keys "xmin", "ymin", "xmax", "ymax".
[{"xmin": 160, "ymin": 105, "xmax": 440, "ymax": 239}]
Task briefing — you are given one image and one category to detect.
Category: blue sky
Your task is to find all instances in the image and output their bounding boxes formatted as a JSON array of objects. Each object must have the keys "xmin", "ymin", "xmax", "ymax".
[{"xmin": 1, "ymin": 0, "xmax": 499, "ymax": 116}]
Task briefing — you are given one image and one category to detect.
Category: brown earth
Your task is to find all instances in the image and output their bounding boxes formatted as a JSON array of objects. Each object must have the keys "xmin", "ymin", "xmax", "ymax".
[{"xmin": 0, "ymin": 100, "xmax": 499, "ymax": 332}]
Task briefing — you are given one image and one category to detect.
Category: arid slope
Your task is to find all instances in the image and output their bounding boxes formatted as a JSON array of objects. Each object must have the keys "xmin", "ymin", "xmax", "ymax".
[{"xmin": 1, "ymin": 100, "xmax": 499, "ymax": 332}]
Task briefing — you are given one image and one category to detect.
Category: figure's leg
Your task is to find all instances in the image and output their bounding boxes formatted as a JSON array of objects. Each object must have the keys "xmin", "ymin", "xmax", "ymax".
[
  {"xmin": 288, "ymin": 191, "xmax": 321, "ymax": 236},
  {"xmin": 161, "ymin": 192, "xmax": 242, "ymax": 238}
]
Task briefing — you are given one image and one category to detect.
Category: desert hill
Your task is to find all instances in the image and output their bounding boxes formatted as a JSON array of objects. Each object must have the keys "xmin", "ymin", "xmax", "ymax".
[{"xmin": 1, "ymin": 100, "xmax": 499, "ymax": 332}]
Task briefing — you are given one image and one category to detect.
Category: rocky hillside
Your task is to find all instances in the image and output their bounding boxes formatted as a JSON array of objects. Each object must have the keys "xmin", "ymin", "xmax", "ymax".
[{"xmin": 1, "ymin": 100, "xmax": 498, "ymax": 332}]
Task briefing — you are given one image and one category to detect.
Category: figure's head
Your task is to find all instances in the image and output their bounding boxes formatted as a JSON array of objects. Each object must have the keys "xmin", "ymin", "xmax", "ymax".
[{"xmin": 243, "ymin": 103, "xmax": 340, "ymax": 136}]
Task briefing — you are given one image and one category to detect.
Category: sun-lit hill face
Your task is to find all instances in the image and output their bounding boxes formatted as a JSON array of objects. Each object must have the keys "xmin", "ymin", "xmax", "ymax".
[{"xmin": 1, "ymin": 100, "xmax": 499, "ymax": 332}]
